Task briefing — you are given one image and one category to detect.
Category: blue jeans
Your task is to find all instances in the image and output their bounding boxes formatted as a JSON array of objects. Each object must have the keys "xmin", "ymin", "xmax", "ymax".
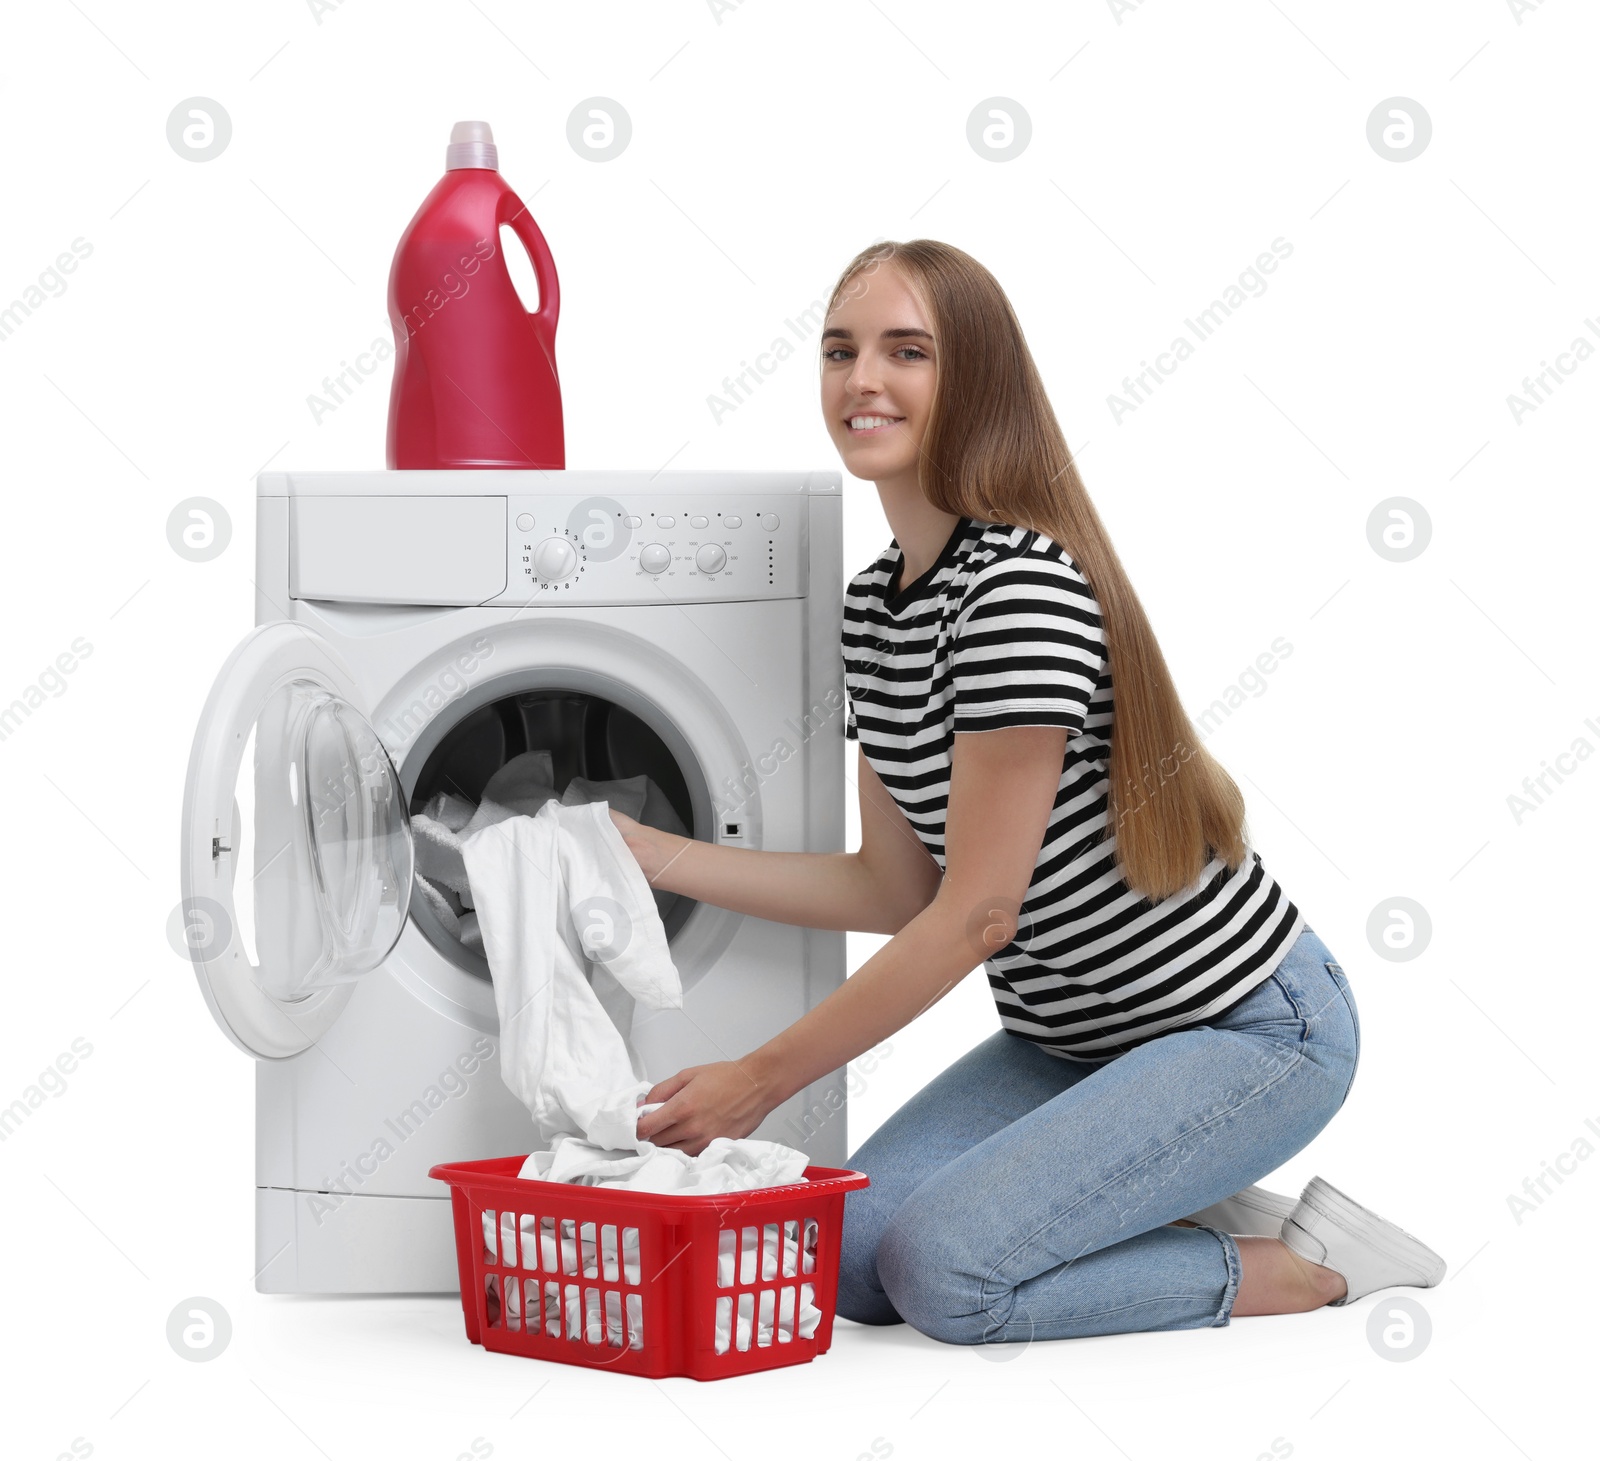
[{"xmin": 837, "ymin": 924, "xmax": 1361, "ymax": 1343}]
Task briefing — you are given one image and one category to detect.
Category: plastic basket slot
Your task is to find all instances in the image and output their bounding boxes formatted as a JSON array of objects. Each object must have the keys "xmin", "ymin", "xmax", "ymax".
[
  {"xmin": 481, "ymin": 1208, "xmax": 497, "ymax": 1266},
  {"xmin": 505, "ymin": 1269, "xmax": 522, "ymax": 1331}
]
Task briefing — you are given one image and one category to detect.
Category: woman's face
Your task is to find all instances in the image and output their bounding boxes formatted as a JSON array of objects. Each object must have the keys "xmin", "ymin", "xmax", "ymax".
[{"xmin": 820, "ymin": 264, "xmax": 936, "ymax": 483}]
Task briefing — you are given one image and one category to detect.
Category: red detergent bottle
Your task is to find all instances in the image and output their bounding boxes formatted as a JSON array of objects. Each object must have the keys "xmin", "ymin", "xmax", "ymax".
[{"xmin": 386, "ymin": 120, "xmax": 564, "ymax": 469}]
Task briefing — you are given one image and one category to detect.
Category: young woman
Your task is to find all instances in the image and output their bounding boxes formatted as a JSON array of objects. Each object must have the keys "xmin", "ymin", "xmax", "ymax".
[{"xmin": 609, "ymin": 240, "xmax": 1446, "ymax": 1345}]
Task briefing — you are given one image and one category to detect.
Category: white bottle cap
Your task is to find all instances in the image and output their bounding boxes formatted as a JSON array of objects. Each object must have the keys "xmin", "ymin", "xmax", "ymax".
[{"xmin": 445, "ymin": 120, "xmax": 498, "ymax": 171}]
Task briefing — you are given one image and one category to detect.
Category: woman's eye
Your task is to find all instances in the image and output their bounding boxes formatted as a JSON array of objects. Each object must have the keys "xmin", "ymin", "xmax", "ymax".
[{"xmin": 822, "ymin": 346, "xmax": 928, "ymax": 363}]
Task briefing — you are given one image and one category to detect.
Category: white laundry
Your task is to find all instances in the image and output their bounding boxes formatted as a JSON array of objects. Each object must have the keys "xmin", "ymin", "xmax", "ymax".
[
  {"xmin": 460, "ymin": 749, "xmax": 562, "ymax": 845},
  {"xmin": 460, "ymin": 798, "xmax": 679, "ymax": 1151},
  {"xmin": 414, "ymin": 751, "xmax": 565, "ymax": 914},
  {"xmin": 481, "ymin": 1202, "xmax": 823, "ymax": 1349},
  {"xmin": 458, "ymin": 795, "xmax": 815, "ymax": 1195},
  {"xmin": 413, "ymin": 787, "xmax": 478, "ymax": 900},
  {"xmin": 482, "ymin": 1204, "xmax": 643, "ymax": 1282},
  {"xmin": 412, "ymin": 784, "xmax": 481, "ymax": 949},
  {"xmin": 714, "ymin": 1220, "xmax": 824, "ymax": 1344},
  {"xmin": 720, "ymin": 1287, "xmax": 822, "ymax": 1349},
  {"xmin": 410, "ymin": 753, "xmax": 688, "ymax": 949},
  {"xmin": 521, "ymin": 1125, "xmax": 809, "ymax": 1193},
  {"xmin": 411, "ymin": 862, "xmax": 464, "ymax": 938},
  {"xmin": 480, "ymin": 1208, "xmax": 818, "ymax": 1285}
]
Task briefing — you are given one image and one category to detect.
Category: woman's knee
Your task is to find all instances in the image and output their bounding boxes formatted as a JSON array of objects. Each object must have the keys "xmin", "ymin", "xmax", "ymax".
[
  {"xmin": 835, "ymin": 1187, "xmax": 905, "ymax": 1326},
  {"xmin": 875, "ymin": 1196, "xmax": 1005, "ymax": 1345}
]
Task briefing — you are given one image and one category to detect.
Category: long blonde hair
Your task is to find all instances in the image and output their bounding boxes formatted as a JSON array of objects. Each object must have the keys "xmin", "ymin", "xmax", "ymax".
[{"xmin": 827, "ymin": 239, "xmax": 1249, "ymax": 901}]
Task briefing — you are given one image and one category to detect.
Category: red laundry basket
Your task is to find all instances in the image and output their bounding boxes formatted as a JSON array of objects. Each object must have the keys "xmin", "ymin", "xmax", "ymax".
[{"xmin": 429, "ymin": 1155, "xmax": 871, "ymax": 1381}]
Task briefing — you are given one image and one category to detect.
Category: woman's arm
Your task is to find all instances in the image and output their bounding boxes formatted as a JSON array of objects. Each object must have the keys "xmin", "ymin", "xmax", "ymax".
[
  {"xmin": 634, "ymin": 724, "xmax": 1070, "ymax": 1150},
  {"xmin": 610, "ymin": 745, "xmax": 944, "ymax": 935},
  {"xmin": 746, "ymin": 724, "xmax": 1068, "ymax": 1106}
]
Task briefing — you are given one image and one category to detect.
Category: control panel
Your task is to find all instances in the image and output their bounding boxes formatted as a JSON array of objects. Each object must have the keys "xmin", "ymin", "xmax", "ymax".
[
  {"xmin": 492, "ymin": 493, "xmax": 804, "ymax": 605},
  {"xmin": 275, "ymin": 470, "xmax": 837, "ymax": 606}
]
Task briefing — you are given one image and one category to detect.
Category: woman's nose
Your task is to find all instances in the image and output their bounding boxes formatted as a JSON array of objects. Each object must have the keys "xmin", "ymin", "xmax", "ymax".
[{"xmin": 846, "ymin": 359, "xmax": 883, "ymax": 394}]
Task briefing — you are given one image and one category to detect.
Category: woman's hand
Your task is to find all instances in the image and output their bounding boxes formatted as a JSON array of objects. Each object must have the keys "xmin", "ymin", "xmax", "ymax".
[
  {"xmin": 635, "ymin": 1060, "xmax": 775, "ymax": 1156},
  {"xmin": 606, "ymin": 806, "xmax": 687, "ymax": 887}
]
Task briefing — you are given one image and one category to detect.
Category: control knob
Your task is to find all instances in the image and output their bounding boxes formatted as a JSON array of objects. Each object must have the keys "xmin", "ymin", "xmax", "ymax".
[{"xmin": 532, "ymin": 536, "xmax": 578, "ymax": 581}]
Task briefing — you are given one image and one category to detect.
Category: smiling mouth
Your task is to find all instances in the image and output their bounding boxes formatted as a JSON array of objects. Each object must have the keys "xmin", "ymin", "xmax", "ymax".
[{"xmin": 846, "ymin": 415, "xmax": 905, "ymax": 435}]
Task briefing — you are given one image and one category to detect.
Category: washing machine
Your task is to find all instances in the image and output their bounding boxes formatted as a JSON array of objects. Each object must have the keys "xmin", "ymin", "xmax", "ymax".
[{"xmin": 179, "ymin": 468, "xmax": 849, "ymax": 1294}]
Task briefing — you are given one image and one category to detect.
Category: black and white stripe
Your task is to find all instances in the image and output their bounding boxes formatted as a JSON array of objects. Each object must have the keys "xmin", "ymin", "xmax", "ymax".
[{"xmin": 843, "ymin": 514, "xmax": 1305, "ymax": 1060}]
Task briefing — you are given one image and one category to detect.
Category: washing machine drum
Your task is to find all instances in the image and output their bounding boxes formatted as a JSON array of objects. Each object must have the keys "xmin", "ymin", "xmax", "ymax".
[{"xmin": 404, "ymin": 687, "xmax": 698, "ymax": 976}]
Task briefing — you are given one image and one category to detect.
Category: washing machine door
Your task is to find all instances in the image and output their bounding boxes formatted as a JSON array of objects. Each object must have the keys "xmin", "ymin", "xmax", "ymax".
[{"xmin": 179, "ymin": 621, "xmax": 414, "ymax": 1059}]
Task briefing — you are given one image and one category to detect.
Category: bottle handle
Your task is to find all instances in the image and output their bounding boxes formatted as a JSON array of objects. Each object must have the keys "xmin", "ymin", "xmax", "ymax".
[{"xmin": 499, "ymin": 191, "xmax": 561, "ymax": 344}]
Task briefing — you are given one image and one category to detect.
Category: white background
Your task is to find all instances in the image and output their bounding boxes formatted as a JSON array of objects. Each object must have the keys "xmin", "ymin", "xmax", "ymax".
[{"xmin": 2, "ymin": 1, "xmax": 1595, "ymax": 1457}]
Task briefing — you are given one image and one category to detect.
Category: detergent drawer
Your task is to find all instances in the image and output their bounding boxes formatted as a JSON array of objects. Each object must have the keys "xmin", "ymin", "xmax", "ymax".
[{"xmin": 290, "ymin": 495, "xmax": 509, "ymax": 604}]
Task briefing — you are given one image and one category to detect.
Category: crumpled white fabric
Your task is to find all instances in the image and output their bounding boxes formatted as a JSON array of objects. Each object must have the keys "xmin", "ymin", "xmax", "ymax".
[
  {"xmin": 484, "ymin": 1207, "xmax": 823, "ymax": 1347},
  {"xmin": 714, "ymin": 1221, "xmax": 823, "ymax": 1344},
  {"xmin": 460, "ymin": 798, "xmax": 671, "ymax": 1151},
  {"xmin": 521, "ymin": 1108, "xmax": 809, "ymax": 1193},
  {"xmin": 412, "ymin": 752, "xmax": 688, "ymax": 956},
  {"xmin": 457, "ymin": 796, "xmax": 812, "ymax": 1194}
]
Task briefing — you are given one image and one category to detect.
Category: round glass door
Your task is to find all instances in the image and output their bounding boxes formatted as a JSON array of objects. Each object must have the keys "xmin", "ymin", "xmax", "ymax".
[
  {"xmin": 254, "ymin": 678, "xmax": 414, "ymax": 1000},
  {"xmin": 181, "ymin": 622, "xmax": 414, "ymax": 1058}
]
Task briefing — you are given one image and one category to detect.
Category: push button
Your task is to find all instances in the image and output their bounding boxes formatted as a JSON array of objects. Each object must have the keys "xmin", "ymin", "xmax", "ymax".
[
  {"xmin": 515, "ymin": 513, "xmax": 535, "ymax": 532},
  {"xmin": 657, "ymin": 515, "xmax": 675, "ymax": 529},
  {"xmin": 624, "ymin": 514, "xmax": 642, "ymax": 528},
  {"xmin": 723, "ymin": 515, "xmax": 742, "ymax": 528},
  {"xmin": 758, "ymin": 512, "xmax": 779, "ymax": 531},
  {"xmin": 690, "ymin": 514, "xmax": 708, "ymax": 528}
]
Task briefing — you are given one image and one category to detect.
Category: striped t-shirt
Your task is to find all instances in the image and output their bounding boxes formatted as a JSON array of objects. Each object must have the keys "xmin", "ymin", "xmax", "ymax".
[{"xmin": 842, "ymin": 514, "xmax": 1305, "ymax": 1061}]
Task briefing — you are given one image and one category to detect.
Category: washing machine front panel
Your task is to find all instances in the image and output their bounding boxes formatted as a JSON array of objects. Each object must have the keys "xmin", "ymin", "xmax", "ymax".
[{"xmin": 181, "ymin": 622, "xmax": 415, "ymax": 1058}]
